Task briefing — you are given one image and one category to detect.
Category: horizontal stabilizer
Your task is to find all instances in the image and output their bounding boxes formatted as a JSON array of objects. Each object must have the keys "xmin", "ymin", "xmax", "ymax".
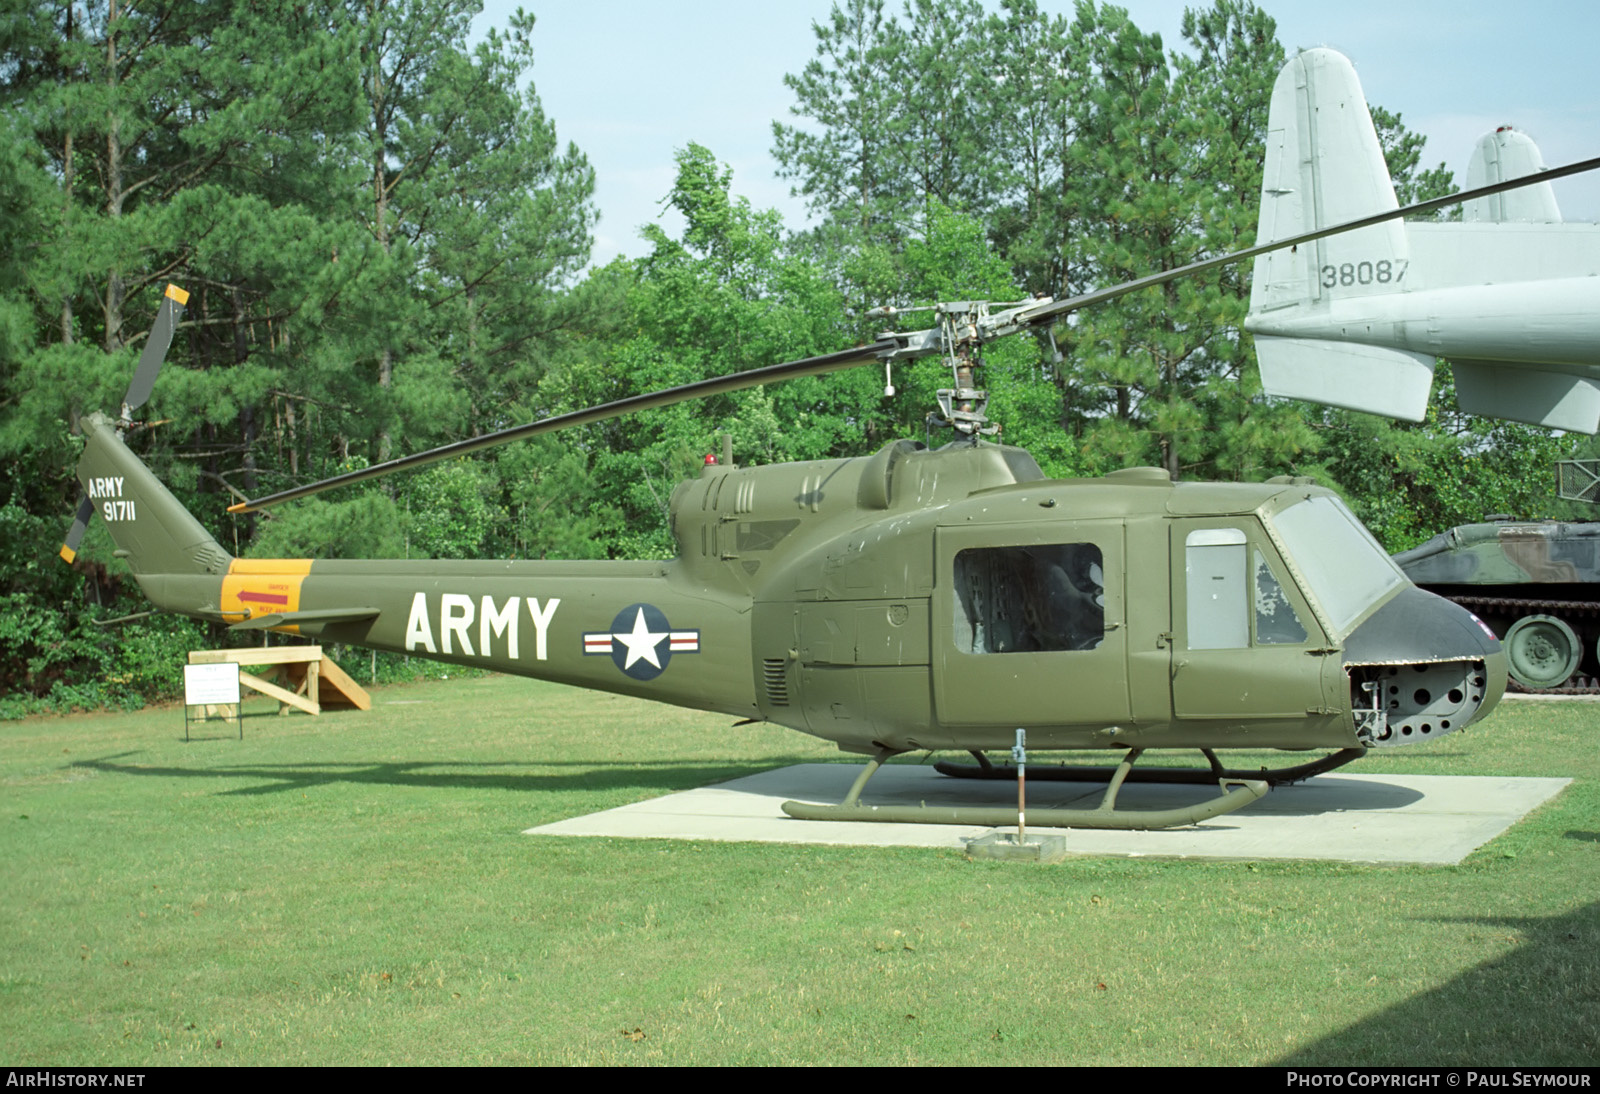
[
  {"xmin": 1453, "ymin": 360, "xmax": 1600, "ymax": 433},
  {"xmin": 1256, "ymin": 336, "xmax": 1435, "ymax": 421},
  {"xmin": 229, "ymin": 607, "xmax": 380, "ymax": 632}
]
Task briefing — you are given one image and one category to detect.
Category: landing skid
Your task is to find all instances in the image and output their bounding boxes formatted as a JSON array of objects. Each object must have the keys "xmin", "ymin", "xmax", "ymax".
[
  {"xmin": 933, "ymin": 747, "xmax": 1367, "ymax": 787},
  {"xmin": 780, "ymin": 746, "xmax": 1271, "ymax": 830}
]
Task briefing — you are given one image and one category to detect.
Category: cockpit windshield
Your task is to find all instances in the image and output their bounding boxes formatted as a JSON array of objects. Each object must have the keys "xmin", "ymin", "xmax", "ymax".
[{"xmin": 1269, "ymin": 495, "xmax": 1405, "ymax": 637}]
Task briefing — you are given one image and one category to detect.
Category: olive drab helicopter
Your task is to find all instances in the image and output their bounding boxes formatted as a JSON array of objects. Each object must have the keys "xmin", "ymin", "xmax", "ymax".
[{"xmin": 61, "ymin": 151, "xmax": 1600, "ymax": 832}]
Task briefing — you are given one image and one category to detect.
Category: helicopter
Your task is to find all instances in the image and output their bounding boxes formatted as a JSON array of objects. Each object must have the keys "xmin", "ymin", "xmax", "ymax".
[{"xmin": 62, "ymin": 138, "xmax": 1600, "ymax": 832}]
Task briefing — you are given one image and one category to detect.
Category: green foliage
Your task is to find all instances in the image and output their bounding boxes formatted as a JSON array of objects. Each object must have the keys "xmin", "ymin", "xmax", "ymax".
[
  {"xmin": 495, "ymin": 438, "xmax": 615, "ymax": 561},
  {"xmin": 551, "ymin": 143, "xmax": 869, "ymax": 551},
  {"xmin": 770, "ymin": 0, "xmax": 1501, "ymax": 503},
  {"xmin": 0, "ymin": 494, "xmax": 215, "ymax": 713},
  {"xmin": 102, "ymin": 614, "xmax": 212, "ymax": 702},
  {"xmin": 0, "ymin": 590, "xmax": 113, "ymax": 710},
  {"xmin": 250, "ymin": 492, "xmax": 408, "ymax": 561},
  {"xmin": 0, "ymin": 498, "xmax": 109, "ymax": 703},
  {"xmin": 401, "ymin": 461, "xmax": 508, "ymax": 560},
  {"xmin": 0, "ymin": 1, "xmax": 597, "ymax": 707},
  {"xmin": 1544, "ymin": 432, "xmax": 1600, "ymax": 523},
  {"xmin": 1311, "ymin": 369, "xmax": 1568, "ymax": 553},
  {"xmin": 1371, "ymin": 104, "xmax": 1458, "ymax": 209}
]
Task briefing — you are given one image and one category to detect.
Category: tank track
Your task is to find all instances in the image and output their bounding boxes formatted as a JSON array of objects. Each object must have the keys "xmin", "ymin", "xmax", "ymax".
[{"xmin": 1446, "ymin": 595, "xmax": 1600, "ymax": 694}]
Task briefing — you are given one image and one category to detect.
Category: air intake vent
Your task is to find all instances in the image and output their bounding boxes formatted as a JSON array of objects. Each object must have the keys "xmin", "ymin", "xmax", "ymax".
[
  {"xmin": 194, "ymin": 544, "xmax": 231, "ymax": 574},
  {"xmin": 762, "ymin": 659, "xmax": 790, "ymax": 706}
]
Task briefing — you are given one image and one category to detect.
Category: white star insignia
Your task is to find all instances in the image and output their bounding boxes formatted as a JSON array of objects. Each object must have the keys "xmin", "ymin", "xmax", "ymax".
[{"xmin": 612, "ymin": 607, "xmax": 667, "ymax": 670}]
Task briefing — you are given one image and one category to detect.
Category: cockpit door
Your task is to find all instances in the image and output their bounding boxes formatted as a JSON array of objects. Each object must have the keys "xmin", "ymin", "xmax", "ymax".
[{"xmin": 1169, "ymin": 519, "xmax": 1336, "ymax": 741}]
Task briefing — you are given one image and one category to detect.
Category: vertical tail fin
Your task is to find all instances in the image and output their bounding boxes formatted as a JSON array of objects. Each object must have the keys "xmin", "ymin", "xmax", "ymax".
[
  {"xmin": 73, "ymin": 413, "xmax": 231, "ymax": 577},
  {"xmin": 60, "ymin": 284, "xmax": 191, "ymax": 562},
  {"xmin": 1465, "ymin": 127, "xmax": 1562, "ymax": 223},
  {"xmin": 1251, "ymin": 48, "xmax": 1412, "ymax": 311},
  {"xmin": 1247, "ymin": 48, "xmax": 1436, "ymax": 420}
]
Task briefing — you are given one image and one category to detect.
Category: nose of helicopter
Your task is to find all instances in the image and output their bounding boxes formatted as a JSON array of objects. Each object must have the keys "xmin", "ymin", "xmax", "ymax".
[{"xmin": 1340, "ymin": 585, "xmax": 1507, "ymax": 747}]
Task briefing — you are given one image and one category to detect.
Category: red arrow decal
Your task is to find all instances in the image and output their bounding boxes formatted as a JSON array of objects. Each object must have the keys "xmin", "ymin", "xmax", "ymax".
[{"xmin": 237, "ymin": 590, "xmax": 289, "ymax": 606}]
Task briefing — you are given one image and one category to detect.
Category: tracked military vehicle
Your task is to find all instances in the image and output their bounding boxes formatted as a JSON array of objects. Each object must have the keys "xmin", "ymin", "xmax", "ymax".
[{"xmin": 1395, "ymin": 520, "xmax": 1600, "ymax": 692}]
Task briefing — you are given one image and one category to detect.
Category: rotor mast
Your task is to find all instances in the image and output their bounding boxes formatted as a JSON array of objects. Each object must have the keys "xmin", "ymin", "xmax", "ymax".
[{"xmin": 869, "ymin": 299, "xmax": 1043, "ymax": 441}]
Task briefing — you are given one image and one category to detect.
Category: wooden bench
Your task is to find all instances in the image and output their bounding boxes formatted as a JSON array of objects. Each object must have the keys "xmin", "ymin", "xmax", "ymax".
[{"xmin": 187, "ymin": 645, "xmax": 371, "ymax": 716}]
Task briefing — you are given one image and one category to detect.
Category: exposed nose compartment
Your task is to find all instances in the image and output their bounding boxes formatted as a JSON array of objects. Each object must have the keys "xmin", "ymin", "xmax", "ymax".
[{"xmin": 1341, "ymin": 586, "xmax": 1508, "ymax": 747}]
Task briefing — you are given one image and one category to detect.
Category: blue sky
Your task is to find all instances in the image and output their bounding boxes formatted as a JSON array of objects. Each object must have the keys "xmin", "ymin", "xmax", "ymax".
[{"xmin": 477, "ymin": 1, "xmax": 1600, "ymax": 267}]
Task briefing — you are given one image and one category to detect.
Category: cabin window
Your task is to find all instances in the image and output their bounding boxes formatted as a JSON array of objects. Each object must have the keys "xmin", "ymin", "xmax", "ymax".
[
  {"xmin": 1186, "ymin": 529, "xmax": 1249, "ymax": 649},
  {"xmin": 1270, "ymin": 495, "xmax": 1405, "ymax": 635},
  {"xmin": 952, "ymin": 544, "xmax": 1104, "ymax": 654},
  {"xmin": 1185, "ymin": 531, "xmax": 1311, "ymax": 649},
  {"xmin": 1254, "ymin": 549, "xmax": 1308, "ymax": 644}
]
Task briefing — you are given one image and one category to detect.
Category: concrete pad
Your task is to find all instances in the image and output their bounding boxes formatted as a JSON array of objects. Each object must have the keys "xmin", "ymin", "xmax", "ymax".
[{"xmin": 524, "ymin": 763, "xmax": 1571, "ymax": 865}]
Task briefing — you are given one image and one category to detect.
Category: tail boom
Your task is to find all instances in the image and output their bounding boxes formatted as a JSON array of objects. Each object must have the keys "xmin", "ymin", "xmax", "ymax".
[{"xmin": 69, "ymin": 415, "xmax": 757, "ymax": 716}]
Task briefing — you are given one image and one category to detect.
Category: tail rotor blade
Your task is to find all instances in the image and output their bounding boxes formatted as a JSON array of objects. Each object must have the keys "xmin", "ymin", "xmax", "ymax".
[
  {"xmin": 59, "ymin": 494, "xmax": 95, "ymax": 564},
  {"xmin": 123, "ymin": 284, "xmax": 189, "ymax": 415}
]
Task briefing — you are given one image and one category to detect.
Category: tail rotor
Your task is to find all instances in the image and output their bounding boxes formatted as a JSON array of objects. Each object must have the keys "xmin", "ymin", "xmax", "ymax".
[{"xmin": 60, "ymin": 283, "xmax": 188, "ymax": 564}]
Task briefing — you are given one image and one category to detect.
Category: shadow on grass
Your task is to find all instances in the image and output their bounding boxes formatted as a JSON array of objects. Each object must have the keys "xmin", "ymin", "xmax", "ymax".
[
  {"xmin": 1277, "ymin": 901, "xmax": 1600, "ymax": 1066},
  {"xmin": 67, "ymin": 754, "xmax": 798, "ymax": 797},
  {"xmin": 180, "ymin": 729, "xmax": 246, "ymax": 743},
  {"xmin": 67, "ymin": 752, "xmax": 1451, "ymax": 822}
]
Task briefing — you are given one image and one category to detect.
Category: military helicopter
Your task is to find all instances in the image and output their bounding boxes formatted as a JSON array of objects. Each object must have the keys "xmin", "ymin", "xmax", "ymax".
[{"xmin": 63, "ymin": 150, "xmax": 1600, "ymax": 832}]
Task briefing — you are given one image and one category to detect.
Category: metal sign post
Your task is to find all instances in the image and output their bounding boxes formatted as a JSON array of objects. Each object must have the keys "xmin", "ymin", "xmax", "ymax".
[{"xmin": 1012, "ymin": 728, "xmax": 1027, "ymax": 840}]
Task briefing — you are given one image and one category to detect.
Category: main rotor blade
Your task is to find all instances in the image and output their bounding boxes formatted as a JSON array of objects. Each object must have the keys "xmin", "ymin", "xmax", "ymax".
[
  {"xmin": 124, "ymin": 284, "xmax": 189, "ymax": 414},
  {"xmin": 232, "ymin": 152, "xmax": 1600, "ymax": 514},
  {"xmin": 1012, "ymin": 153, "xmax": 1600, "ymax": 331},
  {"xmin": 232, "ymin": 339, "xmax": 895, "ymax": 513}
]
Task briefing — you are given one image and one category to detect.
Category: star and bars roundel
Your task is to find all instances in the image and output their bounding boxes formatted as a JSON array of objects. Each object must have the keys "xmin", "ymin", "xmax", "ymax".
[{"xmin": 582, "ymin": 603, "xmax": 700, "ymax": 681}]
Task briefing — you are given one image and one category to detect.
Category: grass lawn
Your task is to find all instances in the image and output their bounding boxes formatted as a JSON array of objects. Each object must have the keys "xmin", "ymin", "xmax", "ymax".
[{"xmin": 1, "ymin": 676, "xmax": 1596, "ymax": 1065}]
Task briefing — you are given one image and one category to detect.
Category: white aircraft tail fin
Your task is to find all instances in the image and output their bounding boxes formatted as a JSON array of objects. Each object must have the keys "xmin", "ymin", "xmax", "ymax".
[
  {"xmin": 1250, "ymin": 48, "xmax": 1428, "ymax": 418},
  {"xmin": 1465, "ymin": 128, "xmax": 1561, "ymax": 223},
  {"xmin": 1246, "ymin": 50, "xmax": 1600, "ymax": 433},
  {"xmin": 1252, "ymin": 49, "xmax": 1411, "ymax": 316}
]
